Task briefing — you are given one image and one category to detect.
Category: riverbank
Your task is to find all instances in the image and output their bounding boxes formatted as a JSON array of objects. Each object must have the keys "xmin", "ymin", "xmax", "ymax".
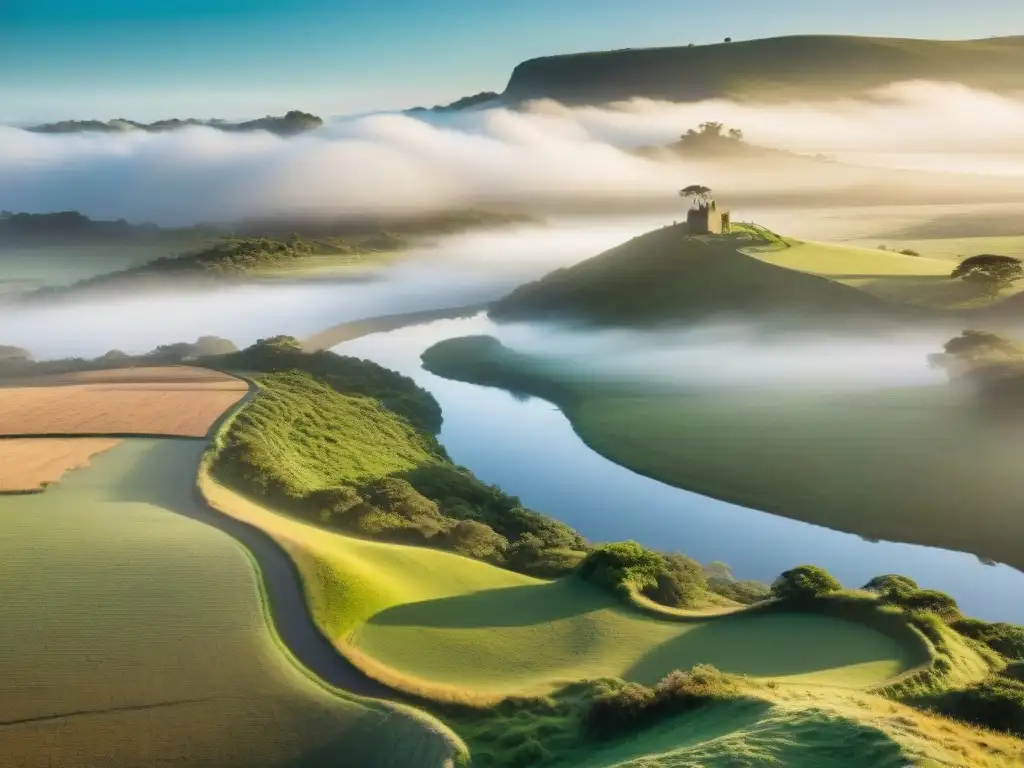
[{"xmin": 421, "ymin": 333, "xmax": 1024, "ymax": 577}]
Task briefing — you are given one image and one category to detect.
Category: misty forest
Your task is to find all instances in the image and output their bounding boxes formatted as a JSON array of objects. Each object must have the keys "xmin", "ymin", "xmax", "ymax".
[{"xmin": 5, "ymin": 15, "xmax": 1024, "ymax": 768}]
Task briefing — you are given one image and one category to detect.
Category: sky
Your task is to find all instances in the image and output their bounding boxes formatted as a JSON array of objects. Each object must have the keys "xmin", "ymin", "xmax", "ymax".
[{"xmin": 2, "ymin": 0, "xmax": 1023, "ymax": 123}]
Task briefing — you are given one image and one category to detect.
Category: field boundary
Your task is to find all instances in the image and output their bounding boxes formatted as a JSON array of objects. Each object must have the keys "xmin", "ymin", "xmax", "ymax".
[{"xmin": 187, "ymin": 382, "xmax": 470, "ymax": 758}]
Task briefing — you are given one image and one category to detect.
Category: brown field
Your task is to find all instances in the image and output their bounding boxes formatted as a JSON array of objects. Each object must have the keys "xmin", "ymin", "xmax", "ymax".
[
  {"xmin": 0, "ymin": 366, "xmax": 248, "ymax": 438},
  {"xmin": 0, "ymin": 438, "xmax": 122, "ymax": 491}
]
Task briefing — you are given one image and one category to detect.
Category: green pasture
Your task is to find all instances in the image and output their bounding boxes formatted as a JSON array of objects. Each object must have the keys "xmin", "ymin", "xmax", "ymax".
[
  {"xmin": 749, "ymin": 240, "xmax": 1020, "ymax": 308},
  {"xmin": 0, "ymin": 439, "xmax": 460, "ymax": 768},
  {"xmin": 205, "ymin": 480, "xmax": 922, "ymax": 698}
]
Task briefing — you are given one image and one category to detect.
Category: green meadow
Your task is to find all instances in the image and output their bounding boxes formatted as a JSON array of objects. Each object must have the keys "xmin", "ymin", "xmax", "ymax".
[
  {"xmin": 203, "ymin": 479, "xmax": 921, "ymax": 699},
  {"xmin": 0, "ymin": 438, "xmax": 462, "ymax": 768}
]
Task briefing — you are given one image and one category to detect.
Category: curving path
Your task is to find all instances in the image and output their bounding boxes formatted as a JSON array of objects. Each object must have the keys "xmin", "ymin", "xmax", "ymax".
[{"xmin": 176, "ymin": 382, "xmax": 396, "ymax": 700}]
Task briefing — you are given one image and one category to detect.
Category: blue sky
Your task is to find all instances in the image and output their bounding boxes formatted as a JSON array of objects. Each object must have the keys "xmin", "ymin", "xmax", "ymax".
[{"xmin": 2, "ymin": 0, "xmax": 1022, "ymax": 122}]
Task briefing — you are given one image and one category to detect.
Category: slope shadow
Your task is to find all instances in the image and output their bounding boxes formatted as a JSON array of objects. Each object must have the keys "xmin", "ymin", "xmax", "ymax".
[
  {"xmin": 625, "ymin": 613, "xmax": 911, "ymax": 683},
  {"xmin": 365, "ymin": 579, "xmax": 616, "ymax": 630}
]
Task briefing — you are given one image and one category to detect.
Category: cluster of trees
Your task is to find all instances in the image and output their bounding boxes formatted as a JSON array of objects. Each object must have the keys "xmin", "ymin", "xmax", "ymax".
[
  {"xmin": 306, "ymin": 469, "xmax": 589, "ymax": 578},
  {"xmin": 0, "ymin": 336, "xmax": 237, "ymax": 378}
]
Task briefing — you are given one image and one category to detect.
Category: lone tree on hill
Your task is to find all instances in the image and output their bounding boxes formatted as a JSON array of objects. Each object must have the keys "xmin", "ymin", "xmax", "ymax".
[
  {"xmin": 951, "ymin": 254, "xmax": 1024, "ymax": 298},
  {"xmin": 679, "ymin": 184, "xmax": 713, "ymax": 207}
]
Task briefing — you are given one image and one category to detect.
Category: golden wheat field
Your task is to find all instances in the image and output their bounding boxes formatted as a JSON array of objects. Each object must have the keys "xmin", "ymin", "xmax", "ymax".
[
  {"xmin": 0, "ymin": 437, "xmax": 122, "ymax": 491},
  {"xmin": 0, "ymin": 366, "xmax": 248, "ymax": 437}
]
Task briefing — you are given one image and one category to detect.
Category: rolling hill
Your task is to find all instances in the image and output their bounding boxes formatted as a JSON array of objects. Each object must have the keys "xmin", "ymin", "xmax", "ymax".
[
  {"xmin": 500, "ymin": 35, "xmax": 1024, "ymax": 105},
  {"xmin": 489, "ymin": 224, "xmax": 905, "ymax": 327}
]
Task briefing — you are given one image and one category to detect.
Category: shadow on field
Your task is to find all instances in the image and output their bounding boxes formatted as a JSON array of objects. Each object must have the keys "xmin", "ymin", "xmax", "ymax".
[
  {"xmin": 365, "ymin": 579, "xmax": 613, "ymax": 629},
  {"xmin": 107, "ymin": 438, "xmax": 394, "ymax": 700},
  {"xmin": 625, "ymin": 613, "xmax": 905, "ymax": 682}
]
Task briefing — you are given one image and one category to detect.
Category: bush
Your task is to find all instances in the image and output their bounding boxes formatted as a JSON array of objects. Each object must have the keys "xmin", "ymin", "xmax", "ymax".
[
  {"xmin": 578, "ymin": 541, "xmax": 666, "ymax": 594},
  {"xmin": 644, "ymin": 552, "xmax": 708, "ymax": 608},
  {"xmin": 584, "ymin": 666, "xmax": 736, "ymax": 737},
  {"xmin": 442, "ymin": 520, "xmax": 509, "ymax": 562},
  {"xmin": 881, "ymin": 588, "xmax": 961, "ymax": 622},
  {"xmin": 953, "ymin": 618, "xmax": 1024, "ymax": 659},
  {"xmin": 771, "ymin": 565, "xmax": 842, "ymax": 601},
  {"xmin": 863, "ymin": 574, "xmax": 919, "ymax": 593}
]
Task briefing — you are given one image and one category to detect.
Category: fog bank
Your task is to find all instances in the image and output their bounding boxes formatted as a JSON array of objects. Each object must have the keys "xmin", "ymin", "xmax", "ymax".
[{"xmin": 4, "ymin": 82, "xmax": 1024, "ymax": 225}]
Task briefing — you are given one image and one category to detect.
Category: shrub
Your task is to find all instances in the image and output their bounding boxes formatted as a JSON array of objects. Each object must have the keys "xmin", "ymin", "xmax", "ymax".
[
  {"xmin": 771, "ymin": 565, "xmax": 842, "ymax": 601},
  {"xmin": 952, "ymin": 618, "xmax": 1024, "ymax": 659},
  {"xmin": 644, "ymin": 552, "xmax": 708, "ymax": 608},
  {"xmin": 584, "ymin": 666, "xmax": 736, "ymax": 737},
  {"xmin": 442, "ymin": 520, "xmax": 509, "ymax": 562},
  {"xmin": 899, "ymin": 249, "xmax": 921, "ymax": 256},
  {"xmin": 863, "ymin": 574, "xmax": 919, "ymax": 594},
  {"xmin": 578, "ymin": 541, "xmax": 666, "ymax": 594},
  {"xmin": 882, "ymin": 588, "xmax": 961, "ymax": 622}
]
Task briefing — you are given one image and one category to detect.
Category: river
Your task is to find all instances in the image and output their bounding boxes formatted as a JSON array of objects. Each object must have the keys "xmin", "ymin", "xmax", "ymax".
[{"xmin": 336, "ymin": 315, "xmax": 1024, "ymax": 624}]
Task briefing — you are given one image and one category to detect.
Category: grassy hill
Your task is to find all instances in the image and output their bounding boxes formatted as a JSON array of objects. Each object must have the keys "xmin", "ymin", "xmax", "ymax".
[
  {"xmin": 490, "ymin": 224, "xmax": 905, "ymax": 326},
  {"xmin": 202, "ymin": 468, "xmax": 925, "ymax": 700},
  {"xmin": 0, "ymin": 439, "xmax": 462, "ymax": 768},
  {"xmin": 502, "ymin": 35, "xmax": 1024, "ymax": 105}
]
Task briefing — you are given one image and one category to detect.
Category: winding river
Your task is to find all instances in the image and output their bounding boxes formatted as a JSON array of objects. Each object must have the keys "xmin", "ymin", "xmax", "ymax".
[{"xmin": 336, "ymin": 315, "xmax": 1024, "ymax": 624}]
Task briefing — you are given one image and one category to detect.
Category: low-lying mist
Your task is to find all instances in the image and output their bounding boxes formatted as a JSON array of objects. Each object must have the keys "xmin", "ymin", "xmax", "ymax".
[
  {"xmin": 487, "ymin": 318, "xmax": 964, "ymax": 392},
  {"xmin": 1, "ymin": 219, "xmax": 666, "ymax": 359},
  {"xmin": 4, "ymin": 82, "xmax": 1024, "ymax": 225}
]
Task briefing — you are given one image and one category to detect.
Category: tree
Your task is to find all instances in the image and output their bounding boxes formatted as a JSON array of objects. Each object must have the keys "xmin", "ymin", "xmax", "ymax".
[
  {"xmin": 724, "ymin": 37, "xmax": 733, "ymax": 43},
  {"xmin": 679, "ymin": 184, "xmax": 713, "ymax": 207},
  {"xmin": 771, "ymin": 565, "xmax": 842, "ymax": 601},
  {"xmin": 951, "ymin": 254, "xmax": 1024, "ymax": 297},
  {"xmin": 863, "ymin": 574, "xmax": 919, "ymax": 594}
]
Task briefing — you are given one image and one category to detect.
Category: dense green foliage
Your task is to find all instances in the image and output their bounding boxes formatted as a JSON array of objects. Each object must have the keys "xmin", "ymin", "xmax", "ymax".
[
  {"xmin": 211, "ymin": 341, "xmax": 590, "ymax": 577},
  {"xmin": 213, "ymin": 335, "xmax": 442, "ymax": 434},
  {"xmin": 771, "ymin": 565, "xmax": 842, "ymax": 601},
  {"xmin": 952, "ymin": 618, "xmax": 1024, "ymax": 659},
  {"xmin": 578, "ymin": 542, "xmax": 731, "ymax": 610}
]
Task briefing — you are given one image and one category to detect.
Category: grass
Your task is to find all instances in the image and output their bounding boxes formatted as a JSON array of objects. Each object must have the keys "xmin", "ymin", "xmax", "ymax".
[
  {"xmin": 202, "ymin": 469, "xmax": 925, "ymax": 701},
  {"xmin": 220, "ymin": 371, "xmax": 437, "ymax": 492},
  {"xmin": 751, "ymin": 240, "xmax": 1023, "ymax": 309},
  {"xmin": 0, "ymin": 366, "xmax": 248, "ymax": 437},
  {"xmin": 489, "ymin": 225, "xmax": 904, "ymax": 327},
  {"xmin": 0, "ymin": 438, "xmax": 463, "ymax": 768},
  {"xmin": 422, "ymin": 335, "xmax": 1024, "ymax": 573}
]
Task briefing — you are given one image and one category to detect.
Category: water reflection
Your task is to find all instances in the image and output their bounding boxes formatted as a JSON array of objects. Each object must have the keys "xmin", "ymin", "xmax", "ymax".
[{"xmin": 337, "ymin": 315, "xmax": 1024, "ymax": 623}]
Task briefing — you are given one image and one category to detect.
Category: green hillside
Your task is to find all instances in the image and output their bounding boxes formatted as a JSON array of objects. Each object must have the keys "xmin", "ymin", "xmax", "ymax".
[
  {"xmin": 0, "ymin": 439, "xmax": 462, "ymax": 768},
  {"xmin": 490, "ymin": 224, "xmax": 901, "ymax": 326},
  {"xmin": 501, "ymin": 35, "xmax": 1024, "ymax": 105}
]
